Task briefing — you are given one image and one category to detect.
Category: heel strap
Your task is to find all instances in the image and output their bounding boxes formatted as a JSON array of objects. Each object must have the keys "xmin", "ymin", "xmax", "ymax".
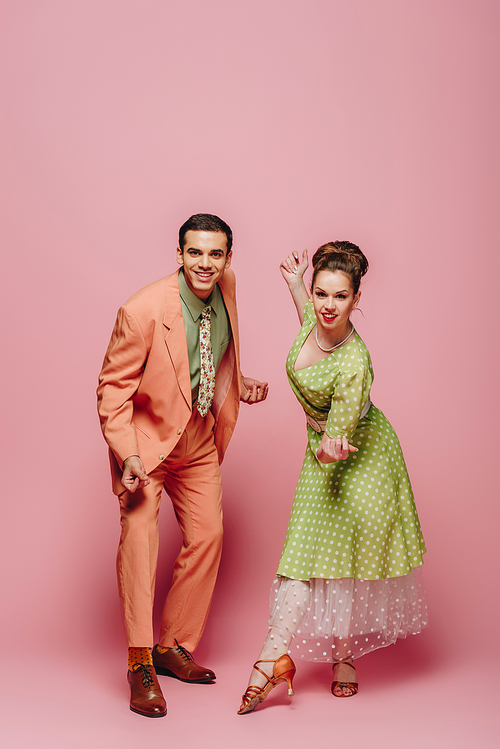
[
  {"xmin": 251, "ymin": 661, "xmax": 274, "ymax": 686},
  {"xmin": 333, "ymin": 659, "xmax": 356, "ymax": 669}
]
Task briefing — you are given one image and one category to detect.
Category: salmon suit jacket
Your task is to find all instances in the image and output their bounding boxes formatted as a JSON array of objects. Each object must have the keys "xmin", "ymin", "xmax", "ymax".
[{"xmin": 97, "ymin": 268, "xmax": 242, "ymax": 495}]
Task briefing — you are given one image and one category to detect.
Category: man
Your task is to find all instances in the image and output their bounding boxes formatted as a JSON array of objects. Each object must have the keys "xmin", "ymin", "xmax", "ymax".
[{"xmin": 97, "ymin": 214, "xmax": 268, "ymax": 717}]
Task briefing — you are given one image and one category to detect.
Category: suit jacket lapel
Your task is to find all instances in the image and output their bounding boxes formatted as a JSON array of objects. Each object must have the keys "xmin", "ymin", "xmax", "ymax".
[{"xmin": 218, "ymin": 271, "xmax": 240, "ymax": 376}]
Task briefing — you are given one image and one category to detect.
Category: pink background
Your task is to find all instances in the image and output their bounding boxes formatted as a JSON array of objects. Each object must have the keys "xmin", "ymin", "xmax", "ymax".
[{"xmin": 1, "ymin": 1, "xmax": 499, "ymax": 746}]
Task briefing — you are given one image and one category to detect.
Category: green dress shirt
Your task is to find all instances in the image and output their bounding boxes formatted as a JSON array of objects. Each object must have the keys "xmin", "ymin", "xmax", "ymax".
[{"xmin": 178, "ymin": 269, "xmax": 232, "ymax": 405}]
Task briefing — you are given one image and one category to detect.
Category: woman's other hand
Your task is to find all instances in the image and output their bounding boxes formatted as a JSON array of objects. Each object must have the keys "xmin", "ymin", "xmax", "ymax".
[
  {"xmin": 280, "ymin": 249, "xmax": 308, "ymax": 284},
  {"xmin": 317, "ymin": 433, "xmax": 358, "ymax": 463}
]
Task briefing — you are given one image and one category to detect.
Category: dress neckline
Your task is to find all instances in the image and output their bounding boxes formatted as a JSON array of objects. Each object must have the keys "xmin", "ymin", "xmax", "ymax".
[{"xmin": 293, "ymin": 323, "xmax": 356, "ymax": 373}]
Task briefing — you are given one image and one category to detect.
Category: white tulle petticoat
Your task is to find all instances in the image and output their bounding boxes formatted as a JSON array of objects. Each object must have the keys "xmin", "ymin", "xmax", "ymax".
[{"xmin": 268, "ymin": 568, "xmax": 428, "ymax": 662}]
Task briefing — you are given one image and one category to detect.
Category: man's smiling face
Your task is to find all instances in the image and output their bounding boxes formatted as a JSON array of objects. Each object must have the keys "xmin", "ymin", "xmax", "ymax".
[{"xmin": 177, "ymin": 230, "xmax": 232, "ymax": 300}]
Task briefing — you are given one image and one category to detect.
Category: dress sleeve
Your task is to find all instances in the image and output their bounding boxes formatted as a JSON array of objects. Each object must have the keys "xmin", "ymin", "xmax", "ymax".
[
  {"xmin": 303, "ymin": 298, "xmax": 315, "ymax": 325},
  {"xmin": 324, "ymin": 362, "xmax": 371, "ymax": 441}
]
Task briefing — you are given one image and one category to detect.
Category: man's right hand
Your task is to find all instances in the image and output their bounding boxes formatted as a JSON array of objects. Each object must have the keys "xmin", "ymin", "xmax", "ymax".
[{"xmin": 121, "ymin": 455, "xmax": 150, "ymax": 493}]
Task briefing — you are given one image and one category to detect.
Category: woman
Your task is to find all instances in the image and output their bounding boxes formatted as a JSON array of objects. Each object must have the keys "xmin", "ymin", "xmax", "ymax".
[{"xmin": 237, "ymin": 242, "xmax": 427, "ymax": 714}]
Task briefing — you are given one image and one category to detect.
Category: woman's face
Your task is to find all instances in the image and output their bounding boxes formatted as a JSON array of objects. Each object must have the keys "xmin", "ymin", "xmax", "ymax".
[{"xmin": 312, "ymin": 270, "xmax": 360, "ymax": 335}]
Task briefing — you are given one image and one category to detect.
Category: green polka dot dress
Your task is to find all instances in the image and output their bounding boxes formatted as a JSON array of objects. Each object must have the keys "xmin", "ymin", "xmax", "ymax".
[{"xmin": 270, "ymin": 301, "xmax": 427, "ymax": 662}]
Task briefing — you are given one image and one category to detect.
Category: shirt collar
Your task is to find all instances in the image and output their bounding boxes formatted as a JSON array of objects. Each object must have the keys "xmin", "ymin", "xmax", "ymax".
[{"xmin": 178, "ymin": 268, "xmax": 221, "ymax": 322}]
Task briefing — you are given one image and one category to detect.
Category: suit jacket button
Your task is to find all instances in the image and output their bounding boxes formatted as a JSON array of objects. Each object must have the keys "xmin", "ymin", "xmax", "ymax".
[
  {"xmin": 159, "ymin": 454, "xmax": 165, "ymax": 461},
  {"xmin": 177, "ymin": 429, "xmax": 182, "ymax": 435}
]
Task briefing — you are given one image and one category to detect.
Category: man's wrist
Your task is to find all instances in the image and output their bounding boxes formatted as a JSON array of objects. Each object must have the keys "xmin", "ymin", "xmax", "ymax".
[{"xmin": 122, "ymin": 455, "xmax": 140, "ymax": 468}]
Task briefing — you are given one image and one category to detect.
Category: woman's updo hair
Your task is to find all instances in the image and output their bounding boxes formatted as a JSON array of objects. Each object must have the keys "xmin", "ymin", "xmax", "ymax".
[{"xmin": 311, "ymin": 241, "xmax": 369, "ymax": 295}]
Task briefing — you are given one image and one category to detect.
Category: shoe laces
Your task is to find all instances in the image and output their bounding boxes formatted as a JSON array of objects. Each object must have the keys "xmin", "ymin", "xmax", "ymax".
[
  {"xmin": 173, "ymin": 639, "xmax": 194, "ymax": 662},
  {"xmin": 134, "ymin": 663, "xmax": 155, "ymax": 689}
]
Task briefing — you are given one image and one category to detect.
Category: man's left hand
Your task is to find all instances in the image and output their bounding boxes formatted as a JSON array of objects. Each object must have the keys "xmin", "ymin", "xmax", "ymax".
[{"xmin": 240, "ymin": 376, "xmax": 269, "ymax": 404}]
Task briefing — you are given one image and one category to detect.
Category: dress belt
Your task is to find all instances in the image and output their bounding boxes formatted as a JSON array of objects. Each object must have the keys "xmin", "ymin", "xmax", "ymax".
[{"xmin": 305, "ymin": 396, "xmax": 372, "ymax": 433}]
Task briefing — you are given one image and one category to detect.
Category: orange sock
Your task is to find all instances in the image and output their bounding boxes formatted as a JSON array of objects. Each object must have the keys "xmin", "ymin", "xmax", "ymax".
[
  {"xmin": 128, "ymin": 647, "xmax": 153, "ymax": 671},
  {"xmin": 155, "ymin": 645, "xmax": 170, "ymax": 655}
]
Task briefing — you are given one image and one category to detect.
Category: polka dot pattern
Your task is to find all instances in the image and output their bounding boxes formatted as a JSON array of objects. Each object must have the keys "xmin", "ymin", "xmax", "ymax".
[
  {"xmin": 278, "ymin": 300, "xmax": 426, "ymax": 582},
  {"xmin": 268, "ymin": 301, "xmax": 427, "ymax": 660},
  {"xmin": 268, "ymin": 572, "xmax": 428, "ymax": 662}
]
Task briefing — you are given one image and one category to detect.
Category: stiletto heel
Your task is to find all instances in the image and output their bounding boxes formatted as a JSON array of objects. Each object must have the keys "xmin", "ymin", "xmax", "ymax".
[{"xmin": 237, "ymin": 654, "xmax": 296, "ymax": 715}]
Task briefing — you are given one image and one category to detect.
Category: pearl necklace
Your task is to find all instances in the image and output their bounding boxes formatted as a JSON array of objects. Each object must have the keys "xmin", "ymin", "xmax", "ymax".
[{"xmin": 315, "ymin": 324, "xmax": 354, "ymax": 352}]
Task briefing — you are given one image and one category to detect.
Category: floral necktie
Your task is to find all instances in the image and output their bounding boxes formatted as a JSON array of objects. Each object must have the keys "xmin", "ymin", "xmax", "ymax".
[{"xmin": 197, "ymin": 306, "xmax": 215, "ymax": 417}]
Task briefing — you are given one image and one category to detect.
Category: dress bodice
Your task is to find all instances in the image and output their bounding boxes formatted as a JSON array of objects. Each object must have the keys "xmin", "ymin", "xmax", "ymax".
[{"xmin": 286, "ymin": 300, "xmax": 373, "ymax": 440}]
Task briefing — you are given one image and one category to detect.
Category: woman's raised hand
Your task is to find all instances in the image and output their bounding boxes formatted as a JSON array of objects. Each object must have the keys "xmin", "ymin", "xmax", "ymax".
[{"xmin": 280, "ymin": 249, "xmax": 308, "ymax": 284}]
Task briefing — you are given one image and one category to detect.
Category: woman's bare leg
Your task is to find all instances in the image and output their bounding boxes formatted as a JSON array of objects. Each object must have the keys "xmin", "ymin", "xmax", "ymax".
[{"xmin": 243, "ymin": 579, "xmax": 310, "ymax": 691}]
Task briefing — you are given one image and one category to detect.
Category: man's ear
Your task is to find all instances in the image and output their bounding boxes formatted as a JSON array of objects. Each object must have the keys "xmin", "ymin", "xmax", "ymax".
[
  {"xmin": 225, "ymin": 251, "xmax": 232, "ymax": 269},
  {"xmin": 176, "ymin": 246, "xmax": 184, "ymax": 265}
]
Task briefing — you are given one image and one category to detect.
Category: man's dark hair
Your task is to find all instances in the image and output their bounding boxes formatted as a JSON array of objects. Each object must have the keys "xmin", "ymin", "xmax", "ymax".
[{"xmin": 178, "ymin": 213, "xmax": 233, "ymax": 253}]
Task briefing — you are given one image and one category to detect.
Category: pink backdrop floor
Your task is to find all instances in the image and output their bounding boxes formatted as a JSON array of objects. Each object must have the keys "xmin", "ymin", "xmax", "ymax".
[
  {"xmin": 1, "ymin": 1, "xmax": 499, "ymax": 746},
  {"xmin": 3, "ymin": 645, "xmax": 499, "ymax": 748}
]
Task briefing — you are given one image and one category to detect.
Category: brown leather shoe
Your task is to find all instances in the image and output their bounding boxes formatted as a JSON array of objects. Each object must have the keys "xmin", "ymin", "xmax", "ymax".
[
  {"xmin": 153, "ymin": 640, "xmax": 216, "ymax": 683},
  {"xmin": 127, "ymin": 664, "xmax": 167, "ymax": 717}
]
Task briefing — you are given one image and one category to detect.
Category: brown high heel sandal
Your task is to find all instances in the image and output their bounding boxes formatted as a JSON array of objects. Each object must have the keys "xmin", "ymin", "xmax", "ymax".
[
  {"xmin": 237, "ymin": 654, "xmax": 296, "ymax": 715},
  {"xmin": 331, "ymin": 659, "xmax": 358, "ymax": 698}
]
